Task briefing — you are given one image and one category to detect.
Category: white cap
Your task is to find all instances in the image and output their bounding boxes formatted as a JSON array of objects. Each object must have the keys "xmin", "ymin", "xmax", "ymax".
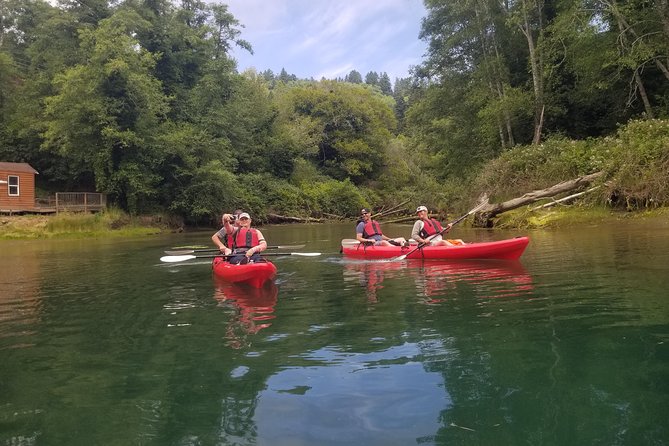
[
  {"xmin": 238, "ymin": 212, "xmax": 251, "ymax": 219},
  {"xmin": 416, "ymin": 205, "xmax": 428, "ymax": 213}
]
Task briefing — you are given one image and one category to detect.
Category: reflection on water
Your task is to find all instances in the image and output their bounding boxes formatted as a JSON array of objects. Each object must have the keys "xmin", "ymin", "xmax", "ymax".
[
  {"xmin": 1, "ymin": 222, "xmax": 668, "ymax": 445},
  {"xmin": 213, "ymin": 277, "xmax": 279, "ymax": 348},
  {"xmin": 0, "ymin": 243, "xmax": 41, "ymax": 350},
  {"xmin": 343, "ymin": 258, "xmax": 534, "ymax": 303}
]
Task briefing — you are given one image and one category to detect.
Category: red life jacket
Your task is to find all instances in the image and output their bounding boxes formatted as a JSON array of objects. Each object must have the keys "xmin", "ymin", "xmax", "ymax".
[
  {"xmin": 362, "ymin": 220, "xmax": 383, "ymax": 238},
  {"xmin": 231, "ymin": 228, "xmax": 260, "ymax": 250},
  {"xmin": 419, "ymin": 218, "xmax": 444, "ymax": 238}
]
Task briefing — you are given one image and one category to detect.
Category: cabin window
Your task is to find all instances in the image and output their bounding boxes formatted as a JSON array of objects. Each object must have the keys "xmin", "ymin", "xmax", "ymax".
[{"xmin": 8, "ymin": 175, "xmax": 19, "ymax": 196}]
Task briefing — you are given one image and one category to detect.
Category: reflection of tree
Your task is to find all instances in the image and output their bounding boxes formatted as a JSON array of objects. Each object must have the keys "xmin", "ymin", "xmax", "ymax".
[
  {"xmin": 0, "ymin": 244, "xmax": 41, "ymax": 336},
  {"xmin": 213, "ymin": 278, "xmax": 279, "ymax": 349}
]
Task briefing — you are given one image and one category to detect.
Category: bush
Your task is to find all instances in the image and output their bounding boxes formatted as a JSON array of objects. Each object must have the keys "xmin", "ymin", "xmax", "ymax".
[
  {"xmin": 605, "ymin": 119, "xmax": 669, "ymax": 209},
  {"xmin": 301, "ymin": 178, "xmax": 368, "ymax": 217},
  {"xmin": 471, "ymin": 119, "xmax": 669, "ymax": 210}
]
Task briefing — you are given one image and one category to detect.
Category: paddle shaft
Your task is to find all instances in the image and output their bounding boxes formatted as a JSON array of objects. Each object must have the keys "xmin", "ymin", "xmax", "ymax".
[
  {"xmin": 165, "ymin": 244, "xmax": 306, "ymax": 255},
  {"xmin": 160, "ymin": 252, "xmax": 321, "ymax": 263}
]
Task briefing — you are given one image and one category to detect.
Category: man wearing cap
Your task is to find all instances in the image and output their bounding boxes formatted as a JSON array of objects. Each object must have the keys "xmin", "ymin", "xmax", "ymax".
[
  {"xmin": 412, "ymin": 206, "xmax": 464, "ymax": 246},
  {"xmin": 214, "ymin": 212, "xmax": 268, "ymax": 263},
  {"xmin": 356, "ymin": 208, "xmax": 408, "ymax": 247}
]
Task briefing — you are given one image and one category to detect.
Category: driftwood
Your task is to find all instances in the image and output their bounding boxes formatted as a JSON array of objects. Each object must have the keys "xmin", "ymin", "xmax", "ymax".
[
  {"xmin": 266, "ymin": 213, "xmax": 323, "ymax": 223},
  {"xmin": 474, "ymin": 171, "xmax": 604, "ymax": 227},
  {"xmin": 322, "ymin": 212, "xmax": 345, "ymax": 220},
  {"xmin": 530, "ymin": 186, "xmax": 601, "ymax": 210},
  {"xmin": 375, "ymin": 199, "xmax": 410, "ymax": 218}
]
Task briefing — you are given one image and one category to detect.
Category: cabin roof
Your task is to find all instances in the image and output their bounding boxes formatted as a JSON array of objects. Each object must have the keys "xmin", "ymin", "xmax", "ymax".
[{"xmin": 0, "ymin": 162, "xmax": 39, "ymax": 174}]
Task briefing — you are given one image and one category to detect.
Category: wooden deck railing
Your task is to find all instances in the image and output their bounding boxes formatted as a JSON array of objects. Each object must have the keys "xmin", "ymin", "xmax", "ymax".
[
  {"xmin": 55, "ymin": 192, "xmax": 106, "ymax": 213},
  {"xmin": 34, "ymin": 193, "xmax": 107, "ymax": 213}
]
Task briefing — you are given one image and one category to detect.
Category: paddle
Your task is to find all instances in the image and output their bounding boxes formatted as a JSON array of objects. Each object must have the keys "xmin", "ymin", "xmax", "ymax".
[
  {"xmin": 391, "ymin": 195, "xmax": 489, "ymax": 261},
  {"xmin": 341, "ymin": 238, "xmax": 417, "ymax": 246},
  {"xmin": 160, "ymin": 252, "xmax": 321, "ymax": 263},
  {"xmin": 164, "ymin": 244, "xmax": 306, "ymax": 255}
]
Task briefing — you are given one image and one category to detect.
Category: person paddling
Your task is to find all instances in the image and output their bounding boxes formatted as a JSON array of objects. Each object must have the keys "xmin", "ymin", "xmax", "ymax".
[
  {"xmin": 411, "ymin": 205, "xmax": 465, "ymax": 246},
  {"xmin": 356, "ymin": 208, "xmax": 408, "ymax": 247}
]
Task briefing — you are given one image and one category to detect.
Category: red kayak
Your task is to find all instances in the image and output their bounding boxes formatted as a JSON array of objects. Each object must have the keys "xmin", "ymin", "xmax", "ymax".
[
  {"xmin": 212, "ymin": 257, "xmax": 277, "ymax": 288},
  {"xmin": 341, "ymin": 236, "xmax": 529, "ymax": 261}
]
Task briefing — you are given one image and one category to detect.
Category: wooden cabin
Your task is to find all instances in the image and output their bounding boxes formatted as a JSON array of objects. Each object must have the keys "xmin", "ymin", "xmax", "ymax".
[{"xmin": 0, "ymin": 162, "xmax": 39, "ymax": 213}]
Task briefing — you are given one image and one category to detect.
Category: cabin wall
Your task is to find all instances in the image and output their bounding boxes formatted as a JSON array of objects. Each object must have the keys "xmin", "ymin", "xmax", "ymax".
[{"xmin": 0, "ymin": 170, "xmax": 36, "ymax": 210}]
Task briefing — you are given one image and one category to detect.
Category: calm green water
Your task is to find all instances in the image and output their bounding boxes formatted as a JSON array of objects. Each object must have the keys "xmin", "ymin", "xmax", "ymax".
[{"xmin": 1, "ymin": 220, "xmax": 668, "ymax": 445}]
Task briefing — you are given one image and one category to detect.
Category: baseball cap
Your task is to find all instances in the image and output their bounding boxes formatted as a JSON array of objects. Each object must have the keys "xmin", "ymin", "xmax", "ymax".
[
  {"xmin": 238, "ymin": 212, "xmax": 251, "ymax": 219},
  {"xmin": 416, "ymin": 205, "xmax": 428, "ymax": 213}
]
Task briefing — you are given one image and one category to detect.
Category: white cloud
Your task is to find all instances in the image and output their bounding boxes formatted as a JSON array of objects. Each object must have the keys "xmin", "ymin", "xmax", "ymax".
[{"xmin": 222, "ymin": 0, "xmax": 427, "ymax": 81}]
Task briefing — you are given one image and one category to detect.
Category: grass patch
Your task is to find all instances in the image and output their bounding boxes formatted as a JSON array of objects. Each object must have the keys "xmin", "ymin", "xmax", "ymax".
[
  {"xmin": 493, "ymin": 205, "xmax": 617, "ymax": 229},
  {"xmin": 0, "ymin": 209, "xmax": 177, "ymax": 239}
]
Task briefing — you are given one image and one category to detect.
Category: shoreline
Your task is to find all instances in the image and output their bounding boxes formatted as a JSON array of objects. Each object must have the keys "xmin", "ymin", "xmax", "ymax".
[{"xmin": 1, "ymin": 207, "xmax": 667, "ymax": 240}]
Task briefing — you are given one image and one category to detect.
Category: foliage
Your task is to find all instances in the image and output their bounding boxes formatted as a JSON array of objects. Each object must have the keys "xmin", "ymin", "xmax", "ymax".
[
  {"xmin": 273, "ymin": 81, "xmax": 397, "ymax": 183},
  {"xmin": 606, "ymin": 120, "xmax": 669, "ymax": 209},
  {"xmin": 471, "ymin": 119, "xmax": 669, "ymax": 209},
  {"xmin": 300, "ymin": 178, "xmax": 367, "ymax": 217},
  {"xmin": 1, "ymin": 0, "xmax": 668, "ymax": 226}
]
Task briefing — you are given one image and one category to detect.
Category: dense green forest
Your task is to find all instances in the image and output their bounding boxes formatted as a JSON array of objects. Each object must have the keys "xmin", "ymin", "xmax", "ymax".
[{"xmin": 1, "ymin": 0, "xmax": 667, "ymax": 225}]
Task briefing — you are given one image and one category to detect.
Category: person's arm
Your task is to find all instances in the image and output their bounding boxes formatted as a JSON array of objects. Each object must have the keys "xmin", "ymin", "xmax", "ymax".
[
  {"xmin": 245, "ymin": 230, "xmax": 268, "ymax": 257},
  {"xmin": 222, "ymin": 214, "xmax": 234, "ymax": 234},
  {"xmin": 355, "ymin": 222, "xmax": 371, "ymax": 243},
  {"xmin": 212, "ymin": 230, "xmax": 232, "ymax": 255},
  {"xmin": 411, "ymin": 221, "xmax": 426, "ymax": 244}
]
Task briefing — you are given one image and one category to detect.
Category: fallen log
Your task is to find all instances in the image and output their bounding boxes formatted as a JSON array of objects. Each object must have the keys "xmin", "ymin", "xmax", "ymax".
[
  {"xmin": 266, "ymin": 213, "xmax": 323, "ymax": 223},
  {"xmin": 530, "ymin": 186, "xmax": 601, "ymax": 210},
  {"xmin": 474, "ymin": 171, "xmax": 604, "ymax": 227}
]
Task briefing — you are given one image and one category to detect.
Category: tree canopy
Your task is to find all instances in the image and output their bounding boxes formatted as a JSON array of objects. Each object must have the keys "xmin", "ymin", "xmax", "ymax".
[{"xmin": 1, "ymin": 0, "xmax": 667, "ymax": 222}]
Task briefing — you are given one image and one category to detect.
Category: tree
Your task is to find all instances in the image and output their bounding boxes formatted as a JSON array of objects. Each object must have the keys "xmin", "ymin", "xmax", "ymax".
[
  {"xmin": 273, "ymin": 81, "xmax": 397, "ymax": 183},
  {"xmin": 378, "ymin": 72, "xmax": 393, "ymax": 95},
  {"xmin": 365, "ymin": 71, "xmax": 379, "ymax": 86},
  {"xmin": 42, "ymin": 9, "xmax": 169, "ymax": 213},
  {"xmin": 345, "ymin": 70, "xmax": 362, "ymax": 83}
]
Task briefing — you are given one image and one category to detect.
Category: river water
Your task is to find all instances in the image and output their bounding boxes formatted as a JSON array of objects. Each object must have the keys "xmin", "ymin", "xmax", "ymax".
[{"xmin": 1, "ymin": 220, "xmax": 668, "ymax": 445}]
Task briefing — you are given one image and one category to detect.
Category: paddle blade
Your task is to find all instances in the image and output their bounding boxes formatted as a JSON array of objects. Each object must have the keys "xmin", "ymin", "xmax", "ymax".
[
  {"xmin": 164, "ymin": 249, "xmax": 197, "ymax": 255},
  {"xmin": 274, "ymin": 244, "xmax": 306, "ymax": 250},
  {"xmin": 160, "ymin": 254, "xmax": 197, "ymax": 263},
  {"xmin": 290, "ymin": 252, "xmax": 321, "ymax": 257}
]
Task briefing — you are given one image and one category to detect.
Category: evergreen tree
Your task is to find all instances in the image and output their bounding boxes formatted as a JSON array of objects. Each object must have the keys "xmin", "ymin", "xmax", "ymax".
[
  {"xmin": 378, "ymin": 72, "xmax": 392, "ymax": 95},
  {"xmin": 365, "ymin": 71, "xmax": 379, "ymax": 86},
  {"xmin": 345, "ymin": 70, "xmax": 362, "ymax": 83}
]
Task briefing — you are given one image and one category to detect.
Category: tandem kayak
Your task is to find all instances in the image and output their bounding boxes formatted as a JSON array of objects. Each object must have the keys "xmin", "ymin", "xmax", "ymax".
[
  {"xmin": 212, "ymin": 257, "xmax": 277, "ymax": 288},
  {"xmin": 341, "ymin": 236, "xmax": 529, "ymax": 261}
]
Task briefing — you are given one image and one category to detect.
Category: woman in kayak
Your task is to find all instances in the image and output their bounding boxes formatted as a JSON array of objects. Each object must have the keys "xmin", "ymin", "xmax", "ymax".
[
  {"xmin": 411, "ymin": 205, "xmax": 464, "ymax": 246},
  {"xmin": 356, "ymin": 208, "xmax": 408, "ymax": 247}
]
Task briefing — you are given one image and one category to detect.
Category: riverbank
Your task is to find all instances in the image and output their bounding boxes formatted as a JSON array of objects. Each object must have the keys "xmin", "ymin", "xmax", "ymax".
[
  {"xmin": 2, "ymin": 206, "xmax": 667, "ymax": 239},
  {"xmin": 493, "ymin": 205, "xmax": 669, "ymax": 229},
  {"xmin": 0, "ymin": 211, "xmax": 179, "ymax": 239}
]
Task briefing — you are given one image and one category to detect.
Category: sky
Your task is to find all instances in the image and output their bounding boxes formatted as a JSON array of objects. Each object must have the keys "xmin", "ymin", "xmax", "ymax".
[{"xmin": 222, "ymin": 0, "xmax": 429, "ymax": 82}]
